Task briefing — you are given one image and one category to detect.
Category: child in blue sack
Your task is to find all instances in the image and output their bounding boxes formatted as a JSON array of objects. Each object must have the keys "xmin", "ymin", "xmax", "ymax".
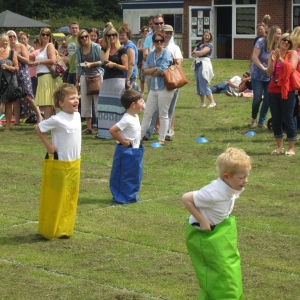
[
  {"xmin": 36, "ymin": 83, "xmax": 81, "ymax": 239},
  {"xmin": 182, "ymin": 148, "xmax": 251, "ymax": 300},
  {"xmin": 109, "ymin": 89, "xmax": 144, "ymax": 204}
]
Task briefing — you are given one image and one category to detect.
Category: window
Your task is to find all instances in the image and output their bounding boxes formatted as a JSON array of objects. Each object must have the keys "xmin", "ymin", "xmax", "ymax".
[
  {"xmin": 236, "ymin": 7, "xmax": 255, "ymax": 34},
  {"xmin": 140, "ymin": 14, "xmax": 183, "ymax": 34},
  {"xmin": 293, "ymin": 1, "xmax": 300, "ymax": 27},
  {"xmin": 236, "ymin": 0, "xmax": 256, "ymax": 4}
]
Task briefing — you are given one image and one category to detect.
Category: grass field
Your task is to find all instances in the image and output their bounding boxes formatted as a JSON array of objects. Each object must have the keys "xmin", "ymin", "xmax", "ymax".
[{"xmin": 0, "ymin": 59, "xmax": 300, "ymax": 300}]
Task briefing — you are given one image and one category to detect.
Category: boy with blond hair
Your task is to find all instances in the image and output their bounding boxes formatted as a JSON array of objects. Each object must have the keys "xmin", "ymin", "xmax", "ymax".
[
  {"xmin": 36, "ymin": 83, "xmax": 81, "ymax": 160},
  {"xmin": 36, "ymin": 83, "xmax": 81, "ymax": 239},
  {"xmin": 182, "ymin": 147, "xmax": 251, "ymax": 299}
]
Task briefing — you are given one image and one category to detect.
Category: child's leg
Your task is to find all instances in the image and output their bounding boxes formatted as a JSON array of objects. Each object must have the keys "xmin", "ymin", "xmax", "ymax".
[
  {"xmin": 13, "ymin": 100, "xmax": 20, "ymax": 125},
  {"xmin": 5, "ymin": 102, "xmax": 13, "ymax": 130}
]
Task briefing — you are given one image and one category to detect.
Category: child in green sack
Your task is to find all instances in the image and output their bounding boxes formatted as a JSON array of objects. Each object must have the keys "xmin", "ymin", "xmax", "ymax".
[{"xmin": 182, "ymin": 147, "xmax": 251, "ymax": 300}]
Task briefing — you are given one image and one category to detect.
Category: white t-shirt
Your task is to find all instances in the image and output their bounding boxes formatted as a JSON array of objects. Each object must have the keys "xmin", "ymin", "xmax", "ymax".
[
  {"xmin": 164, "ymin": 43, "xmax": 183, "ymax": 60},
  {"xmin": 229, "ymin": 76, "xmax": 242, "ymax": 93},
  {"xmin": 38, "ymin": 111, "xmax": 82, "ymax": 161},
  {"xmin": 116, "ymin": 113, "xmax": 141, "ymax": 148},
  {"xmin": 189, "ymin": 177, "xmax": 244, "ymax": 226}
]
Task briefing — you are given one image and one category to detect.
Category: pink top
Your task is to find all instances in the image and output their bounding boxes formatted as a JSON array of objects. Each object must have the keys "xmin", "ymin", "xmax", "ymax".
[{"xmin": 29, "ymin": 49, "xmax": 39, "ymax": 77}]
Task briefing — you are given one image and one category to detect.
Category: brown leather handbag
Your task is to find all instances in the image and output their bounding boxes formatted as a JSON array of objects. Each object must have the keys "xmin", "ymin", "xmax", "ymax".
[
  {"xmin": 162, "ymin": 64, "xmax": 188, "ymax": 91},
  {"xmin": 85, "ymin": 74, "xmax": 102, "ymax": 95}
]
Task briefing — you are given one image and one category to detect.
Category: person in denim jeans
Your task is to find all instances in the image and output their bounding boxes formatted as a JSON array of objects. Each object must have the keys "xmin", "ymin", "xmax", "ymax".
[
  {"xmin": 266, "ymin": 33, "xmax": 298, "ymax": 156},
  {"xmin": 250, "ymin": 25, "xmax": 282, "ymax": 128}
]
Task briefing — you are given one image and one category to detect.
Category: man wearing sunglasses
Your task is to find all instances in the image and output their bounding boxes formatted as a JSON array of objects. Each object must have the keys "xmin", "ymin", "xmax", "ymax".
[{"xmin": 66, "ymin": 21, "xmax": 80, "ymax": 85}]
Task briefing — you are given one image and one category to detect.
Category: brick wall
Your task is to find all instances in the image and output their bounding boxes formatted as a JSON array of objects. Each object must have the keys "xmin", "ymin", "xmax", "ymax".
[{"xmin": 183, "ymin": 0, "xmax": 292, "ymax": 60}]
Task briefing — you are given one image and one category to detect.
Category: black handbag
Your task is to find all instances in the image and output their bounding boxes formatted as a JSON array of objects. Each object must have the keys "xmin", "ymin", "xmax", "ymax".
[{"xmin": 6, "ymin": 50, "xmax": 26, "ymax": 101}]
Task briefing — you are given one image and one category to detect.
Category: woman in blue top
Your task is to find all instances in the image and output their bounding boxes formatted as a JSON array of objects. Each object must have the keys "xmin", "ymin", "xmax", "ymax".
[
  {"xmin": 192, "ymin": 30, "xmax": 216, "ymax": 108},
  {"xmin": 250, "ymin": 25, "xmax": 281, "ymax": 128},
  {"xmin": 76, "ymin": 29, "xmax": 103, "ymax": 134},
  {"xmin": 140, "ymin": 32, "xmax": 174, "ymax": 145}
]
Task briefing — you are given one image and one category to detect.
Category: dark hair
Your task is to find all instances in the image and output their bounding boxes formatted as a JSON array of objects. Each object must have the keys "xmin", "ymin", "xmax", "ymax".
[
  {"xmin": 154, "ymin": 14, "xmax": 164, "ymax": 20},
  {"xmin": 147, "ymin": 16, "xmax": 154, "ymax": 23},
  {"xmin": 152, "ymin": 32, "xmax": 164, "ymax": 43},
  {"xmin": 121, "ymin": 90, "xmax": 141, "ymax": 109},
  {"xmin": 88, "ymin": 28, "xmax": 100, "ymax": 39}
]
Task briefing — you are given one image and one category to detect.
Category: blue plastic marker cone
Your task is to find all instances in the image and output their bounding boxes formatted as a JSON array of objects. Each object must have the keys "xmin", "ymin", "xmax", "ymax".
[
  {"xmin": 196, "ymin": 137, "xmax": 208, "ymax": 143},
  {"xmin": 151, "ymin": 142, "xmax": 162, "ymax": 148},
  {"xmin": 245, "ymin": 130, "xmax": 256, "ymax": 136}
]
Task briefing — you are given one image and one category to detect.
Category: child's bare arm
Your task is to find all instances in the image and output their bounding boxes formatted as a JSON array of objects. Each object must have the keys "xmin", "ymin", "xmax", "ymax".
[
  {"xmin": 182, "ymin": 192, "xmax": 213, "ymax": 231},
  {"xmin": 109, "ymin": 124, "xmax": 131, "ymax": 147},
  {"xmin": 35, "ymin": 126, "xmax": 57, "ymax": 154}
]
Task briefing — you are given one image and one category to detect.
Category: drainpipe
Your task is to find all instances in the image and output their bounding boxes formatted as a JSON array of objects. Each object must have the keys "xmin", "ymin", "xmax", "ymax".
[{"xmin": 284, "ymin": 0, "xmax": 286, "ymax": 31}]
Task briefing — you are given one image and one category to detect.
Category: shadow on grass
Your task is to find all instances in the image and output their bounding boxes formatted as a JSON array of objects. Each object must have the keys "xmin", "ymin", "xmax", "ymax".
[
  {"xmin": 0, "ymin": 233, "xmax": 49, "ymax": 244},
  {"xmin": 78, "ymin": 197, "xmax": 114, "ymax": 206}
]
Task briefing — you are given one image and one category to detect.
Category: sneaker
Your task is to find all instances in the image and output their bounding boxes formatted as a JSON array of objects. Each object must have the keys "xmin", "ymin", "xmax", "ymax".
[
  {"xmin": 153, "ymin": 128, "xmax": 159, "ymax": 135},
  {"xmin": 249, "ymin": 121, "xmax": 256, "ymax": 128},
  {"xmin": 165, "ymin": 135, "xmax": 172, "ymax": 141},
  {"xmin": 257, "ymin": 124, "xmax": 267, "ymax": 128},
  {"xmin": 233, "ymin": 92, "xmax": 242, "ymax": 97},
  {"xmin": 226, "ymin": 91, "xmax": 233, "ymax": 97},
  {"xmin": 142, "ymin": 136, "xmax": 149, "ymax": 141}
]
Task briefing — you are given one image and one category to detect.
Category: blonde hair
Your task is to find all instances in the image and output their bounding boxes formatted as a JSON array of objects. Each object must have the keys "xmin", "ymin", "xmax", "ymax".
[
  {"xmin": 290, "ymin": 26, "xmax": 300, "ymax": 49},
  {"xmin": 276, "ymin": 33, "xmax": 293, "ymax": 49},
  {"xmin": 265, "ymin": 25, "xmax": 281, "ymax": 52},
  {"xmin": 102, "ymin": 26, "xmax": 121, "ymax": 50},
  {"xmin": 0, "ymin": 33, "xmax": 10, "ymax": 50},
  {"xmin": 77, "ymin": 29, "xmax": 91, "ymax": 48},
  {"xmin": 38, "ymin": 28, "xmax": 53, "ymax": 45},
  {"xmin": 53, "ymin": 83, "xmax": 78, "ymax": 108},
  {"xmin": 6, "ymin": 30, "xmax": 19, "ymax": 44},
  {"xmin": 216, "ymin": 148, "xmax": 251, "ymax": 177}
]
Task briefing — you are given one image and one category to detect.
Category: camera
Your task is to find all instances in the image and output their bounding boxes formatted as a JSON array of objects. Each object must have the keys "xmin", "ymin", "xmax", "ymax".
[
  {"xmin": 273, "ymin": 77, "xmax": 278, "ymax": 83},
  {"xmin": 103, "ymin": 61, "xmax": 109, "ymax": 67}
]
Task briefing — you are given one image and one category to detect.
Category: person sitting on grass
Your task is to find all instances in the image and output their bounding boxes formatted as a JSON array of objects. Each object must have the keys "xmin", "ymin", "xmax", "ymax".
[
  {"xmin": 210, "ymin": 72, "xmax": 252, "ymax": 96},
  {"xmin": 182, "ymin": 147, "xmax": 251, "ymax": 299},
  {"xmin": 109, "ymin": 90, "xmax": 144, "ymax": 204}
]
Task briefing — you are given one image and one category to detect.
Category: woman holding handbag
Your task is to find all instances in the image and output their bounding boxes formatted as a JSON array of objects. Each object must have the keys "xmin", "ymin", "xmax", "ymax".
[
  {"xmin": 7, "ymin": 30, "xmax": 43, "ymax": 124},
  {"xmin": 0, "ymin": 33, "xmax": 19, "ymax": 130},
  {"xmin": 76, "ymin": 29, "xmax": 103, "ymax": 135},
  {"xmin": 140, "ymin": 32, "xmax": 174, "ymax": 145},
  {"xmin": 29, "ymin": 28, "xmax": 57, "ymax": 119},
  {"xmin": 266, "ymin": 33, "xmax": 298, "ymax": 156}
]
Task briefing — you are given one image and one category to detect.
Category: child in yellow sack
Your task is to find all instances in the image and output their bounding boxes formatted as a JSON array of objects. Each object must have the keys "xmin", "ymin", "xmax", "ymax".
[{"xmin": 36, "ymin": 83, "xmax": 81, "ymax": 239}]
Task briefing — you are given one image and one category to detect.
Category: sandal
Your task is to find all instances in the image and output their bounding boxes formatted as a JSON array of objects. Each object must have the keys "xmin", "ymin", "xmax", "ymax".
[
  {"xmin": 196, "ymin": 104, "xmax": 206, "ymax": 108},
  {"xmin": 271, "ymin": 149, "xmax": 282, "ymax": 156},
  {"xmin": 271, "ymin": 149, "xmax": 283, "ymax": 156},
  {"xmin": 82, "ymin": 129, "xmax": 93, "ymax": 135},
  {"xmin": 207, "ymin": 103, "xmax": 216, "ymax": 108},
  {"xmin": 285, "ymin": 151, "xmax": 295, "ymax": 157}
]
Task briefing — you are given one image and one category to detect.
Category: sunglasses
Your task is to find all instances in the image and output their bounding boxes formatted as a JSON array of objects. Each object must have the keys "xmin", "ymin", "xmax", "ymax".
[
  {"xmin": 8, "ymin": 35, "xmax": 16, "ymax": 39},
  {"xmin": 80, "ymin": 35, "xmax": 89, "ymax": 40},
  {"xmin": 41, "ymin": 33, "xmax": 50, "ymax": 37},
  {"xmin": 154, "ymin": 39, "xmax": 164, "ymax": 43},
  {"xmin": 107, "ymin": 34, "xmax": 117, "ymax": 38},
  {"xmin": 281, "ymin": 38, "xmax": 291, "ymax": 45},
  {"xmin": 154, "ymin": 22, "xmax": 164, "ymax": 25}
]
